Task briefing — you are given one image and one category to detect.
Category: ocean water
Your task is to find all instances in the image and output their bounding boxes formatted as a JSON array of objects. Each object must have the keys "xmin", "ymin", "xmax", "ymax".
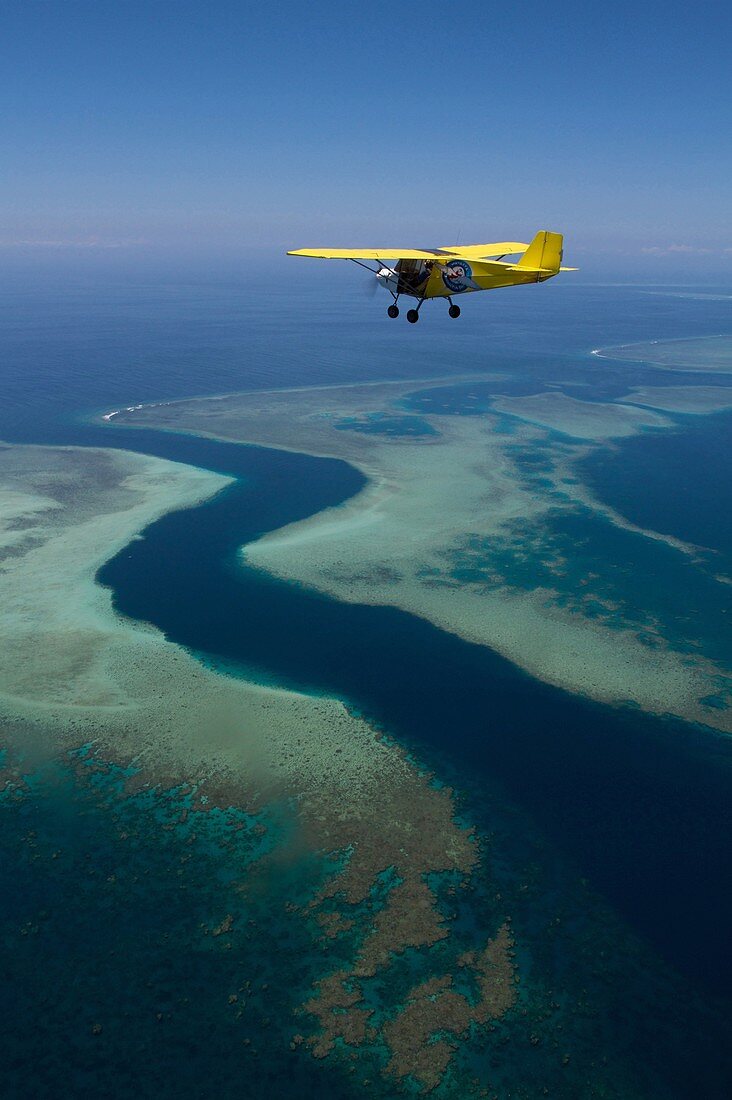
[
  {"xmin": 580, "ymin": 408, "xmax": 732, "ymax": 564},
  {"xmin": 1, "ymin": 275, "xmax": 731, "ymax": 1096}
]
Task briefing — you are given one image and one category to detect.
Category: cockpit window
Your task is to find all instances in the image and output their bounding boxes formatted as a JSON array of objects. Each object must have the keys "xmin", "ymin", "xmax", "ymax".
[{"xmin": 396, "ymin": 259, "xmax": 434, "ymax": 291}]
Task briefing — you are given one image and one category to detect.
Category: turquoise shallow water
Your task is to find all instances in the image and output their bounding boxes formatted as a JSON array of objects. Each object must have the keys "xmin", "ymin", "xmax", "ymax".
[
  {"xmin": 444, "ymin": 479, "xmax": 732, "ymax": 673},
  {"xmin": 1, "ymin": 278, "xmax": 731, "ymax": 1095}
]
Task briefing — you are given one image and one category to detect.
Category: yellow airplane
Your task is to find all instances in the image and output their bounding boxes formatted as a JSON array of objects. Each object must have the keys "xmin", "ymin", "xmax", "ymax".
[{"xmin": 288, "ymin": 231, "xmax": 575, "ymax": 322}]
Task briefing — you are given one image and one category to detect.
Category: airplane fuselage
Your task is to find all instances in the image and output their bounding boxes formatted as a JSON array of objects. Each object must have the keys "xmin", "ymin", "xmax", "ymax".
[{"xmin": 377, "ymin": 256, "xmax": 555, "ymax": 300}]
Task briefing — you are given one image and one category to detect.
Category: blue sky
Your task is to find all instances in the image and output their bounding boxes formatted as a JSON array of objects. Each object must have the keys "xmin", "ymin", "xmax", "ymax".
[{"xmin": 2, "ymin": 0, "xmax": 731, "ymax": 278}]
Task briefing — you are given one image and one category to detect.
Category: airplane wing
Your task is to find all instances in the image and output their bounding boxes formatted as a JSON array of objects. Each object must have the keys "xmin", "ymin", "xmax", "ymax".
[
  {"xmin": 288, "ymin": 242, "xmax": 529, "ymax": 261},
  {"xmin": 287, "ymin": 248, "xmax": 448, "ymax": 260},
  {"xmin": 288, "ymin": 234, "xmax": 576, "ymax": 272},
  {"xmin": 437, "ymin": 242, "xmax": 529, "ymax": 258}
]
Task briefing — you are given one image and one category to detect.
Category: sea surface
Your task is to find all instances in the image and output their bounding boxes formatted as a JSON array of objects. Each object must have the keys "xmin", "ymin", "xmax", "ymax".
[{"xmin": 1, "ymin": 274, "xmax": 731, "ymax": 1096}]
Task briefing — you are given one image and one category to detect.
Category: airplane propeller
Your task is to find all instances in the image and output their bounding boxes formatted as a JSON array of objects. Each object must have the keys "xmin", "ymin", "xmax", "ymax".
[{"xmin": 365, "ymin": 266, "xmax": 394, "ymax": 296}]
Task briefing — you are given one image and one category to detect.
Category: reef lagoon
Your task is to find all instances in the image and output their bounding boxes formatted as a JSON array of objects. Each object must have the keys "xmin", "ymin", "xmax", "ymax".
[{"xmin": 1, "ymin": 278, "xmax": 731, "ymax": 1097}]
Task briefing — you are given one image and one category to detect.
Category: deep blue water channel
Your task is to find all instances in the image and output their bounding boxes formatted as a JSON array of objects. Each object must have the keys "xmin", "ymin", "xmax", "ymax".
[
  {"xmin": 91, "ymin": 424, "xmax": 732, "ymax": 1001},
  {"xmin": 581, "ymin": 408, "xmax": 732, "ymax": 565}
]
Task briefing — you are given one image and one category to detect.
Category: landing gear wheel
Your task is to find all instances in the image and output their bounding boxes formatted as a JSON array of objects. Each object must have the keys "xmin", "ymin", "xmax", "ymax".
[
  {"xmin": 387, "ymin": 304, "xmax": 399, "ymax": 318},
  {"xmin": 448, "ymin": 304, "xmax": 461, "ymax": 318},
  {"xmin": 406, "ymin": 309, "xmax": 419, "ymax": 324}
]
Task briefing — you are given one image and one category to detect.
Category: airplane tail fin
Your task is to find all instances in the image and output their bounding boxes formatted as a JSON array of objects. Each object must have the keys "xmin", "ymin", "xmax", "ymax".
[{"xmin": 516, "ymin": 231, "xmax": 564, "ymax": 273}]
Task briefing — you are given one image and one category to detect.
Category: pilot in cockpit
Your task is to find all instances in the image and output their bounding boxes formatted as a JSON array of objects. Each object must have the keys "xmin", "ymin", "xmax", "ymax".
[{"xmin": 399, "ymin": 259, "xmax": 434, "ymax": 291}]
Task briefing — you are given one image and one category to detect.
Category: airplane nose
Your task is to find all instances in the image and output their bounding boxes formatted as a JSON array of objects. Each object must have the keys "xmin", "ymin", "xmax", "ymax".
[{"xmin": 376, "ymin": 266, "xmax": 398, "ymax": 293}]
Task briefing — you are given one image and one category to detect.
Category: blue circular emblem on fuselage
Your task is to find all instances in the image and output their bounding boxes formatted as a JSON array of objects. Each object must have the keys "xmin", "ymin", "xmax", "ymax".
[{"xmin": 441, "ymin": 260, "xmax": 473, "ymax": 293}]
